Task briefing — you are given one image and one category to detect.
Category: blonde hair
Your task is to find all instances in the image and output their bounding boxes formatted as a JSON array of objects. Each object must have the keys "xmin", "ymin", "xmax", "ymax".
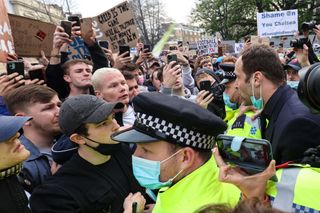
[{"xmin": 91, "ymin": 67, "xmax": 121, "ymax": 91}]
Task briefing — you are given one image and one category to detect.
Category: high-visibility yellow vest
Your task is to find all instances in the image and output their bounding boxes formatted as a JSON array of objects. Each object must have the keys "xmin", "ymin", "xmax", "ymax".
[
  {"xmin": 224, "ymin": 106, "xmax": 237, "ymax": 123},
  {"xmin": 266, "ymin": 166, "xmax": 320, "ymax": 212},
  {"xmin": 152, "ymin": 156, "xmax": 241, "ymax": 213},
  {"xmin": 226, "ymin": 110, "xmax": 262, "ymax": 139}
]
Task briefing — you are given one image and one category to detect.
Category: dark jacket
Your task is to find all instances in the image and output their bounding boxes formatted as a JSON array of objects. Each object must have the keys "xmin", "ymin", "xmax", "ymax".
[
  {"xmin": 262, "ymin": 85, "xmax": 320, "ymax": 164},
  {"xmin": 19, "ymin": 135, "xmax": 51, "ymax": 193},
  {"xmin": 0, "ymin": 175, "xmax": 30, "ymax": 213},
  {"xmin": 30, "ymin": 144, "xmax": 142, "ymax": 213}
]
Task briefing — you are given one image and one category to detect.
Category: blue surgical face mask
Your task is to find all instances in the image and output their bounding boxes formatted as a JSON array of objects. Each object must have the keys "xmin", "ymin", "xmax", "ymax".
[
  {"xmin": 249, "ymin": 78, "xmax": 263, "ymax": 110},
  {"xmin": 287, "ymin": 81, "xmax": 299, "ymax": 90},
  {"xmin": 223, "ymin": 92, "xmax": 238, "ymax": 110},
  {"xmin": 132, "ymin": 149, "xmax": 183, "ymax": 190}
]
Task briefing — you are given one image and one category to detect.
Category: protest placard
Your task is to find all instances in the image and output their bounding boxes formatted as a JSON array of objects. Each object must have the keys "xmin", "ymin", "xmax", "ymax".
[
  {"xmin": 197, "ymin": 39, "xmax": 218, "ymax": 55},
  {"xmin": 81, "ymin": 1, "xmax": 139, "ymax": 53},
  {"xmin": 0, "ymin": 0, "xmax": 14, "ymax": 62},
  {"xmin": 234, "ymin": 43, "xmax": 244, "ymax": 54},
  {"xmin": 257, "ymin": 9, "xmax": 298, "ymax": 37},
  {"xmin": 9, "ymin": 14, "xmax": 55, "ymax": 57},
  {"xmin": 67, "ymin": 37, "xmax": 90, "ymax": 60}
]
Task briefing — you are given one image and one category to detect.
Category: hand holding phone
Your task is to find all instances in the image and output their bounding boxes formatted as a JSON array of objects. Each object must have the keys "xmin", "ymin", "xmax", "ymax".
[
  {"xmin": 7, "ymin": 61, "xmax": 25, "ymax": 77},
  {"xmin": 68, "ymin": 15, "xmax": 81, "ymax": 27},
  {"xmin": 216, "ymin": 135, "xmax": 275, "ymax": 178},
  {"xmin": 167, "ymin": 54, "xmax": 178, "ymax": 67},
  {"xmin": 60, "ymin": 20, "xmax": 72, "ymax": 37},
  {"xmin": 29, "ymin": 69, "xmax": 45, "ymax": 81},
  {"xmin": 119, "ymin": 45, "xmax": 130, "ymax": 56},
  {"xmin": 98, "ymin": 40, "xmax": 109, "ymax": 49}
]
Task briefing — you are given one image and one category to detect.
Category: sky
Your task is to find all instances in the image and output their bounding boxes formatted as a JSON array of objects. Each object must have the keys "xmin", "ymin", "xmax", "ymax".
[{"xmin": 75, "ymin": 0, "xmax": 197, "ymax": 24}]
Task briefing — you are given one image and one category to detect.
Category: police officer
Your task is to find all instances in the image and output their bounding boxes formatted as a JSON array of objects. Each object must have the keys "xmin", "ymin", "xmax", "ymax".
[
  {"xmin": 112, "ymin": 92, "xmax": 240, "ymax": 213},
  {"xmin": 220, "ymin": 67, "xmax": 262, "ymax": 139}
]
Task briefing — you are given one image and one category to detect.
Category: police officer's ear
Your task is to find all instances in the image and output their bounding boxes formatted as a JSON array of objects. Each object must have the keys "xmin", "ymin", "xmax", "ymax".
[
  {"xmin": 179, "ymin": 147, "xmax": 197, "ymax": 171},
  {"xmin": 69, "ymin": 133, "xmax": 85, "ymax": 145}
]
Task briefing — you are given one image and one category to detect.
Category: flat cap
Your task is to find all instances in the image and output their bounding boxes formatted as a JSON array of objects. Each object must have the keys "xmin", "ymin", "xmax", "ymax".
[{"xmin": 112, "ymin": 92, "xmax": 227, "ymax": 150}]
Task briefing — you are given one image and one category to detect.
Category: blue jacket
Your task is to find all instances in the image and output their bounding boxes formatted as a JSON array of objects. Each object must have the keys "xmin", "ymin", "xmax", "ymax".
[
  {"xmin": 0, "ymin": 96, "xmax": 10, "ymax": 115},
  {"xmin": 19, "ymin": 135, "xmax": 52, "ymax": 193},
  {"xmin": 262, "ymin": 86, "xmax": 320, "ymax": 164}
]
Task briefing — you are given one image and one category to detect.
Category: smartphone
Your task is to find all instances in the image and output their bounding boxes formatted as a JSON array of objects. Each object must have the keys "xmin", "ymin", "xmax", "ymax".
[
  {"xmin": 167, "ymin": 54, "xmax": 178, "ymax": 66},
  {"xmin": 29, "ymin": 69, "xmax": 45, "ymax": 81},
  {"xmin": 60, "ymin": 20, "xmax": 72, "ymax": 37},
  {"xmin": 68, "ymin": 15, "xmax": 81, "ymax": 27},
  {"xmin": 7, "ymin": 61, "xmax": 24, "ymax": 77},
  {"xmin": 216, "ymin": 134, "xmax": 274, "ymax": 176},
  {"xmin": 144, "ymin": 44, "xmax": 151, "ymax": 52},
  {"xmin": 199, "ymin": 80, "xmax": 211, "ymax": 91},
  {"xmin": 119, "ymin": 45, "xmax": 130, "ymax": 56},
  {"xmin": 98, "ymin": 40, "xmax": 109, "ymax": 49},
  {"xmin": 178, "ymin": 41, "xmax": 183, "ymax": 47}
]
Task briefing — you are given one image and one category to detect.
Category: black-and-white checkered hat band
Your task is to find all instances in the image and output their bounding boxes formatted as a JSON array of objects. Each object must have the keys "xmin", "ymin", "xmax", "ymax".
[{"xmin": 136, "ymin": 112, "xmax": 215, "ymax": 149}]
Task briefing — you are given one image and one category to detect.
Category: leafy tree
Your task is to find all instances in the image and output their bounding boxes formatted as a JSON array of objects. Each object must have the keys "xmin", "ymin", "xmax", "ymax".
[{"xmin": 192, "ymin": 0, "xmax": 320, "ymax": 40}]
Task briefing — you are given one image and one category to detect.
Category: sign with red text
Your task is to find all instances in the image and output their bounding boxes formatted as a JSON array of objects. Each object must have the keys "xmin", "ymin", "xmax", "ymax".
[{"xmin": 0, "ymin": 0, "xmax": 14, "ymax": 62}]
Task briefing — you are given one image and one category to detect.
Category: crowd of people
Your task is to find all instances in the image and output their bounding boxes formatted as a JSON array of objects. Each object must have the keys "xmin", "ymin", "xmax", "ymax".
[{"xmin": 0, "ymin": 17, "xmax": 320, "ymax": 213}]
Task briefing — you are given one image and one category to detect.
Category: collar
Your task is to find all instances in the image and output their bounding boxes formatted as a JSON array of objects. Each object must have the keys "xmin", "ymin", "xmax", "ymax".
[
  {"xmin": 19, "ymin": 135, "xmax": 48, "ymax": 161},
  {"xmin": 0, "ymin": 163, "xmax": 22, "ymax": 180},
  {"xmin": 262, "ymin": 85, "xmax": 294, "ymax": 120}
]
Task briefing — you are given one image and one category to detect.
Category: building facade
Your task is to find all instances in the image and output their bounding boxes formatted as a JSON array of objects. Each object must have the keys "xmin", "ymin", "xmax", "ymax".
[{"xmin": 7, "ymin": 0, "xmax": 64, "ymax": 24}]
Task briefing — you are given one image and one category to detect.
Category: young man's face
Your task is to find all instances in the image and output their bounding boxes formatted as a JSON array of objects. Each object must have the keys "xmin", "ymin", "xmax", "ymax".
[
  {"xmin": 234, "ymin": 57, "xmax": 252, "ymax": 105},
  {"xmin": 126, "ymin": 78, "xmax": 140, "ymax": 101},
  {"xmin": 0, "ymin": 133, "xmax": 30, "ymax": 170},
  {"xmin": 25, "ymin": 95, "xmax": 61, "ymax": 136},
  {"xmin": 84, "ymin": 115, "xmax": 120, "ymax": 147},
  {"xmin": 151, "ymin": 71, "xmax": 161, "ymax": 91},
  {"xmin": 201, "ymin": 62, "xmax": 213, "ymax": 71},
  {"xmin": 96, "ymin": 71, "xmax": 129, "ymax": 105},
  {"xmin": 286, "ymin": 68, "xmax": 300, "ymax": 81},
  {"xmin": 64, "ymin": 62, "xmax": 93, "ymax": 89}
]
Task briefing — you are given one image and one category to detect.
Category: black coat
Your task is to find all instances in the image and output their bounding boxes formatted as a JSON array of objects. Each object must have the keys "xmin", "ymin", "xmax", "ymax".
[
  {"xmin": 30, "ymin": 144, "xmax": 142, "ymax": 213},
  {"xmin": 262, "ymin": 86, "xmax": 320, "ymax": 164},
  {"xmin": 0, "ymin": 175, "xmax": 30, "ymax": 213}
]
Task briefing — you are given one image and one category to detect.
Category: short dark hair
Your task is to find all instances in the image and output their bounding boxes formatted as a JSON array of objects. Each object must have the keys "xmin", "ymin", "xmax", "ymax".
[
  {"xmin": 62, "ymin": 59, "xmax": 93, "ymax": 75},
  {"xmin": 5, "ymin": 84, "xmax": 57, "ymax": 114},
  {"xmin": 121, "ymin": 63, "xmax": 139, "ymax": 73},
  {"xmin": 74, "ymin": 123, "xmax": 89, "ymax": 137},
  {"xmin": 122, "ymin": 71, "xmax": 135, "ymax": 80},
  {"xmin": 156, "ymin": 66, "xmax": 165, "ymax": 82},
  {"xmin": 241, "ymin": 45, "xmax": 286, "ymax": 85}
]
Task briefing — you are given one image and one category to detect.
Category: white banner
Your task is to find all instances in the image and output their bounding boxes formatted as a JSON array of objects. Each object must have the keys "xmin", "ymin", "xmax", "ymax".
[{"xmin": 257, "ymin": 9, "xmax": 298, "ymax": 37}]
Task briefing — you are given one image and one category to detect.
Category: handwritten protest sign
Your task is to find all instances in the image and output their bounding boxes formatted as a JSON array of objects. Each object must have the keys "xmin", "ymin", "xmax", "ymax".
[
  {"xmin": 67, "ymin": 37, "xmax": 90, "ymax": 60},
  {"xmin": 9, "ymin": 14, "xmax": 55, "ymax": 57},
  {"xmin": 257, "ymin": 9, "xmax": 298, "ymax": 37},
  {"xmin": 0, "ymin": 0, "xmax": 14, "ymax": 62},
  {"xmin": 81, "ymin": 1, "xmax": 139, "ymax": 53},
  {"xmin": 197, "ymin": 39, "xmax": 218, "ymax": 55}
]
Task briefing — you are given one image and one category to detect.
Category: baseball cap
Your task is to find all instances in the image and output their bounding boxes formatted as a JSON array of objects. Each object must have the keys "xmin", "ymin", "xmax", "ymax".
[
  {"xmin": 0, "ymin": 116, "xmax": 31, "ymax": 142},
  {"xmin": 59, "ymin": 95, "xmax": 124, "ymax": 136},
  {"xmin": 284, "ymin": 59, "xmax": 302, "ymax": 72}
]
